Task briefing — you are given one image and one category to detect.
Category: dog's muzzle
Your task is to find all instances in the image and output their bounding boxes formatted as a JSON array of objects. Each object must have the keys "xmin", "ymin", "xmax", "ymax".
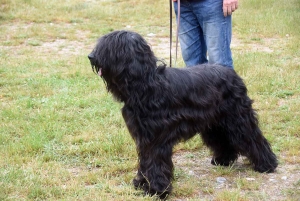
[
  {"xmin": 88, "ymin": 51, "xmax": 102, "ymax": 76},
  {"xmin": 88, "ymin": 51, "xmax": 96, "ymax": 66}
]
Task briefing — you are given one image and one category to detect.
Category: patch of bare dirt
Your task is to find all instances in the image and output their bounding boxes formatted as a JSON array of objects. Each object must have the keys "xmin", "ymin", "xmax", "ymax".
[
  {"xmin": 39, "ymin": 39, "xmax": 89, "ymax": 55},
  {"xmin": 0, "ymin": 22, "xmax": 93, "ymax": 57},
  {"xmin": 231, "ymin": 37, "xmax": 275, "ymax": 53},
  {"xmin": 172, "ymin": 150, "xmax": 300, "ymax": 200}
]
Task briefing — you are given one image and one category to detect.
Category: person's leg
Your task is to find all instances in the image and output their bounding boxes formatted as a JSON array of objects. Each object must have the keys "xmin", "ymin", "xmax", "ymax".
[
  {"xmin": 194, "ymin": 0, "xmax": 233, "ymax": 68},
  {"xmin": 174, "ymin": 1, "xmax": 207, "ymax": 67}
]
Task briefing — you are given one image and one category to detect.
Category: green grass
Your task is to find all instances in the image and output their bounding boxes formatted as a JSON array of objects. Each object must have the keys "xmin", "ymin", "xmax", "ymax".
[{"xmin": 1, "ymin": 0, "xmax": 300, "ymax": 200}]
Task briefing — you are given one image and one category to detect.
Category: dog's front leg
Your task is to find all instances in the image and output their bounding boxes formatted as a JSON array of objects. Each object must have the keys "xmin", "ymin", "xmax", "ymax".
[
  {"xmin": 134, "ymin": 144, "xmax": 174, "ymax": 199},
  {"xmin": 122, "ymin": 108, "xmax": 173, "ymax": 198}
]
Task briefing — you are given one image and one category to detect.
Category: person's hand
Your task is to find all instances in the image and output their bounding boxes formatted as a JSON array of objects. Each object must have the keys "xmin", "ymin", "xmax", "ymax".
[{"xmin": 223, "ymin": 0, "xmax": 238, "ymax": 17}]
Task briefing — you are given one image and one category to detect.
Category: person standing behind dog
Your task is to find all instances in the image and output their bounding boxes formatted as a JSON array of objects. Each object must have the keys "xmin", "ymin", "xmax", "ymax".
[{"xmin": 173, "ymin": 0, "xmax": 238, "ymax": 68}]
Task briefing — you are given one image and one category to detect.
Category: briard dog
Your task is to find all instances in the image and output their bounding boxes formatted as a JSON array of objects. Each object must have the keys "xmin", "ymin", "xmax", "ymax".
[{"xmin": 88, "ymin": 30, "xmax": 277, "ymax": 199}]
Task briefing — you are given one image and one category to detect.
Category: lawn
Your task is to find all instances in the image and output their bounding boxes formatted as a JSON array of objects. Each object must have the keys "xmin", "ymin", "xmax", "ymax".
[{"xmin": 0, "ymin": 0, "xmax": 299, "ymax": 200}]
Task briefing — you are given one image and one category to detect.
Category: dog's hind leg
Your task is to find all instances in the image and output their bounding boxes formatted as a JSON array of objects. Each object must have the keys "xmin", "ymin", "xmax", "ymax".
[
  {"xmin": 237, "ymin": 124, "xmax": 278, "ymax": 173},
  {"xmin": 201, "ymin": 126, "xmax": 239, "ymax": 166},
  {"xmin": 220, "ymin": 107, "xmax": 278, "ymax": 173},
  {"xmin": 246, "ymin": 130, "xmax": 278, "ymax": 173}
]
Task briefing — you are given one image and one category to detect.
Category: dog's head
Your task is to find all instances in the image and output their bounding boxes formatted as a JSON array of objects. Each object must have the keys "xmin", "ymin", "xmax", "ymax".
[{"xmin": 88, "ymin": 30, "xmax": 162, "ymax": 101}]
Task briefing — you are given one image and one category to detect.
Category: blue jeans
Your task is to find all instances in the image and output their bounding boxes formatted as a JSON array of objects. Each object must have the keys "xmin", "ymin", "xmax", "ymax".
[{"xmin": 174, "ymin": 0, "xmax": 233, "ymax": 68}]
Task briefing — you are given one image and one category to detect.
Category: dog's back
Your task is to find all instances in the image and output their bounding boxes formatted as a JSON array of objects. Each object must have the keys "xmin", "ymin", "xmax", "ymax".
[{"xmin": 161, "ymin": 64, "xmax": 246, "ymax": 107}]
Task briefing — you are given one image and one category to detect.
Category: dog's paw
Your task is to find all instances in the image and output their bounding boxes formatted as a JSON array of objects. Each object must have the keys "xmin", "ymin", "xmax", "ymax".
[
  {"xmin": 254, "ymin": 164, "xmax": 277, "ymax": 173},
  {"xmin": 135, "ymin": 180, "xmax": 171, "ymax": 200},
  {"xmin": 211, "ymin": 157, "xmax": 234, "ymax": 166},
  {"xmin": 133, "ymin": 178, "xmax": 146, "ymax": 189},
  {"xmin": 145, "ymin": 188, "xmax": 170, "ymax": 200}
]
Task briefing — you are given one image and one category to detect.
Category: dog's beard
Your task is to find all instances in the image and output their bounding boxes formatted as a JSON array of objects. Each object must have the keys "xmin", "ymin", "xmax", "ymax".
[
  {"xmin": 90, "ymin": 64, "xmax": 102, "ymax": 77},
  {"xmin": 88, "ymin": 51, "xmax": 102, "ymax": 76}
]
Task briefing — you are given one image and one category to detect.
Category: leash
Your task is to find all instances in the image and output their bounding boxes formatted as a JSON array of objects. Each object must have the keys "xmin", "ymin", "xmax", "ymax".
[
  {"xmin": 170, "ymin": 0, "xmax": 180, "ymax": 68},
  {"xmin": 169, "ymin": 0, "xmax": 172, "ymax": 67}
]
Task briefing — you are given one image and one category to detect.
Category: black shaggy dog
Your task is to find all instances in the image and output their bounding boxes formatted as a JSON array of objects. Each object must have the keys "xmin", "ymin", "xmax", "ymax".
[{"xmin": 88, "ymin": 30, "xmax": 277, "ymax": 199}]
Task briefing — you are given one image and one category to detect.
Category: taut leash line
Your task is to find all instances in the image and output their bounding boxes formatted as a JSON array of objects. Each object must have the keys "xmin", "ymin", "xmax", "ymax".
[
  {"xmin": 170, "ymin": 0, "xmax": 180, "ymax": 68},
  {"xmin": 170, "ymin": 0, "xmax": 173, "ymax": 67}
]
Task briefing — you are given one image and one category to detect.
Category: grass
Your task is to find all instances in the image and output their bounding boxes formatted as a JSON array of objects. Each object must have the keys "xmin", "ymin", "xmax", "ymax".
[{"xmin": 0, "ymin": 0, "xmax": 300, "ymax": 200}]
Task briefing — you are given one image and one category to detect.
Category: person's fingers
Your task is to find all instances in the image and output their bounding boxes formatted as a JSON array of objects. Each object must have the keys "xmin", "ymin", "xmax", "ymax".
[
  {"xmin": 227, "ymin": 6, "xmax": 232, "ymax": 16},
  {"xmin": 223, "ymin": 6, "xmax": 231, "ymax": 17},
  {"xmin": 231, "ymin": 2, "xmax": 238, "ymax": 12},
  {"xmin": 223, "ymin": 6, "xmax": 228, "ymax": 17},
  {"xmin": 223, "ymin": 1, "xmax": 238, "ymax": 17},
  {"xmin": 233, "ymin": 1, "xmax": 239, "ymax": 12},
  {"xmin": 232, "ymin": 4, "xmax": 236, "ymax": 12}
]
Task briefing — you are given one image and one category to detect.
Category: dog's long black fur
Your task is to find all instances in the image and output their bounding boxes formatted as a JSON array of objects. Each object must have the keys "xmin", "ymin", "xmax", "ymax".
[{"xmin": 88, "ymin": 30, "xmax": 278, "ymax": 199}]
